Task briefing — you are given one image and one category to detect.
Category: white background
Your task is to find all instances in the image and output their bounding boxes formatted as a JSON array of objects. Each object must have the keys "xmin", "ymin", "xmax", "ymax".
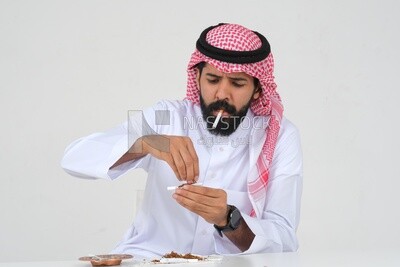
[{"xmin": 1, "ymin": 0, "xmax": 400, "ymax": 262}]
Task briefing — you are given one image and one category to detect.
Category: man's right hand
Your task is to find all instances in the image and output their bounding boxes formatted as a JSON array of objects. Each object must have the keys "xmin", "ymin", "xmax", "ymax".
[{"xmin": 140, "ymin": 135, "xmax": 199, "ymax": 183}]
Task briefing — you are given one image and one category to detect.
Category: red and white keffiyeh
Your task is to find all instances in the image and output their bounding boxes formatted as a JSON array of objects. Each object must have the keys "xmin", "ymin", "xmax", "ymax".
[{"xmin": 185, "ymin": 23, "xmax": 284, "ymax": 218}]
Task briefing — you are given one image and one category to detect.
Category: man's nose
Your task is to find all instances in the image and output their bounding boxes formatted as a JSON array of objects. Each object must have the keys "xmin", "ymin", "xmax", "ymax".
[{"xmin": 215, "ymin": 79, "xmax": 230, "ymax": 101}]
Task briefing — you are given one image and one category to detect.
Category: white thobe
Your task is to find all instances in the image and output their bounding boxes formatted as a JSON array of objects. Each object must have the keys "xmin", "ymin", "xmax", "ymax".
[{"xmin": 61, "ymin": 99, "xmax": 303, "ymax": 259}]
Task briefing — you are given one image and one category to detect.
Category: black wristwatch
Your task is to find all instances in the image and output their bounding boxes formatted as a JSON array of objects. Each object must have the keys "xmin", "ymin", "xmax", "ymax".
[{"xmin": 213, "ymin": 205, "xmax": 242, "ymax": 237}]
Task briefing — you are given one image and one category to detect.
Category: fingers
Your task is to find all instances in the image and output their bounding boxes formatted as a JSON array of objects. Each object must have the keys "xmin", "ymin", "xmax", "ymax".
[
  {"xmin": 173, "ymin": 186, "xmax": 227, "ymax": 224},
  {"xmin": 185, "ymin": 139, "xmax": 199, "ymax": 182},
  {"xmin": 143, "ymin": 135, "xmax": 199, "ymax": 182},
  {"xmin": 145, "ymin": 140, "xmax": 182, "ymax": 180},
  {"xmin": 171, "ymin": 138, "xmax": 199, "ymax": 183},
  {"xmin": 180, "ymin": 184, "xmax": 218, "ymax": 196},
  {"xmin": 177, "ymin": 146, "xmax": 196, "ymax": 183},
  {"xmin": 173, "ymin": 191, "xmax": 212, "ymax": 218},
  {"xmin": 175, "ymin": 186, "xmax": 226, "ymax": 209}
]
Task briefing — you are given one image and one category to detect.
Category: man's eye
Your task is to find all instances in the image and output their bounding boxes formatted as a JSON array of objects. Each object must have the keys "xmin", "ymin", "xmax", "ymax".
[
  {"xmin": 232, "ymin": 82, "xmax": 245, "ymax": 88},
  {"xmin": 207, "ymin": 79, "xmax": 219, "ymax": 84}
]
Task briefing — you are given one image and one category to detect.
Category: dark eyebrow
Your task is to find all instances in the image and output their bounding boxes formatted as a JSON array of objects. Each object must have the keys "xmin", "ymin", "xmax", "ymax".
[
  {"xmin": 229, "ymin": 77, "xmax": 248, "ymax": 82},
  {"xmin": 205, "ymin": 73, "xmax": 222, "ymax": 79},
  {"xmin": 205, "ymin": 73, "xmax": 248, "ymax": 82}
]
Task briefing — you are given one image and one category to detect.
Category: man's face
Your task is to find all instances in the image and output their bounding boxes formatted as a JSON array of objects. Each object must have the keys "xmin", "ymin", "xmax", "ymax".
[{"xmin": 196, "ymin": 63, "xmax": 260, "ymax": 136}]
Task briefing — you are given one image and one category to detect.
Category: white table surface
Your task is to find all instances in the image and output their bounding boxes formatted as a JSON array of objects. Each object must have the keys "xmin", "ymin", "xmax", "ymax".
[{"xmin": 1, "ymin": 249, "xmax": 400, "ymax": 267}]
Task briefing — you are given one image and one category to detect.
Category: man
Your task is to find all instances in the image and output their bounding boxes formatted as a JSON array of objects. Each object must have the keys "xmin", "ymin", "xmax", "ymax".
[{"xmin": 61, "ymin": 23, "xmax": 303, "ymax": 259}]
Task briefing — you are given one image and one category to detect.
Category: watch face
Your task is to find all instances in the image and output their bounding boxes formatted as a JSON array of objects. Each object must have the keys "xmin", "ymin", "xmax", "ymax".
[{"xmin": 229, "ymin": 208, "xmax": 242, "ymax": 229}]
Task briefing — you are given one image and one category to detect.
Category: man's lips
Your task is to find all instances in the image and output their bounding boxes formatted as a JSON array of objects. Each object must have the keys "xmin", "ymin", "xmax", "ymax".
[{"xmin": 212, "ymin": 110, "xmax": 230, "ymax": 117}]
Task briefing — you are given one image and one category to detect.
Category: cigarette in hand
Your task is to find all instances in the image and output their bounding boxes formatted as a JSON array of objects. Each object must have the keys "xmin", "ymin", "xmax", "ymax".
[
  {"xmin": 212, "ymin": 110, "xmax": 223, "ymax": 129},
  {"xmin": 167, "ymin": 183, "xmax": 203, "ymax": 191}
]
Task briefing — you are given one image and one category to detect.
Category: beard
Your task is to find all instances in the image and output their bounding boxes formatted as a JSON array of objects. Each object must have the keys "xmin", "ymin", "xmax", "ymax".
[{"xmin": 200, "ymin": 94, "xmax": 252, "ymax": 136}]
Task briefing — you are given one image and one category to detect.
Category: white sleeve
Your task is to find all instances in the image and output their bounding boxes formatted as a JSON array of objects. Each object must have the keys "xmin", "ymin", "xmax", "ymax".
[
  {"xmin": 215, "ymin": 122, "xmax": 303, "ymax": 254},
  {"xmin": 60, "ymin": 101, "xmax": 169, "ymax": 180},
  {"xmin": 61, "ymin": 122, "xmax": 151, "ymax": 180}
]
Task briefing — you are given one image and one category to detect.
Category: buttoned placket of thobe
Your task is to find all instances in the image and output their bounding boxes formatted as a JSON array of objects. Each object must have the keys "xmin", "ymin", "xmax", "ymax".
[{"xmin": 190, "ymin": 119, "xmax": 252, "ymax": 252}]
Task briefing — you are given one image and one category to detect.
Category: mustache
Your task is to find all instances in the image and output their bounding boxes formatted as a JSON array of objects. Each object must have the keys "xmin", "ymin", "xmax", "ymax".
[{"xmin": 207, "ymin": 100, "xmax": 236, "ymax": 115}]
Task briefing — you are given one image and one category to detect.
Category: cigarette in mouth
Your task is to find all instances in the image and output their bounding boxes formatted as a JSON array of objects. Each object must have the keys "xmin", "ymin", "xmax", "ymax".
[
  {"xmin": 167, "ymin": 183, "xmax": 203, "ymax": 191},
  {"xmin": 212, "ymin": 110, "xmax": 223, "ymax": 129}
]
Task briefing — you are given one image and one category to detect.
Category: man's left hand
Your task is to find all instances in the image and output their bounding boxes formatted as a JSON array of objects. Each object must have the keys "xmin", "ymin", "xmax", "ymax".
[{"xmin": 173, "ymin": 185, "xmax": 228, "ymax": 226}]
